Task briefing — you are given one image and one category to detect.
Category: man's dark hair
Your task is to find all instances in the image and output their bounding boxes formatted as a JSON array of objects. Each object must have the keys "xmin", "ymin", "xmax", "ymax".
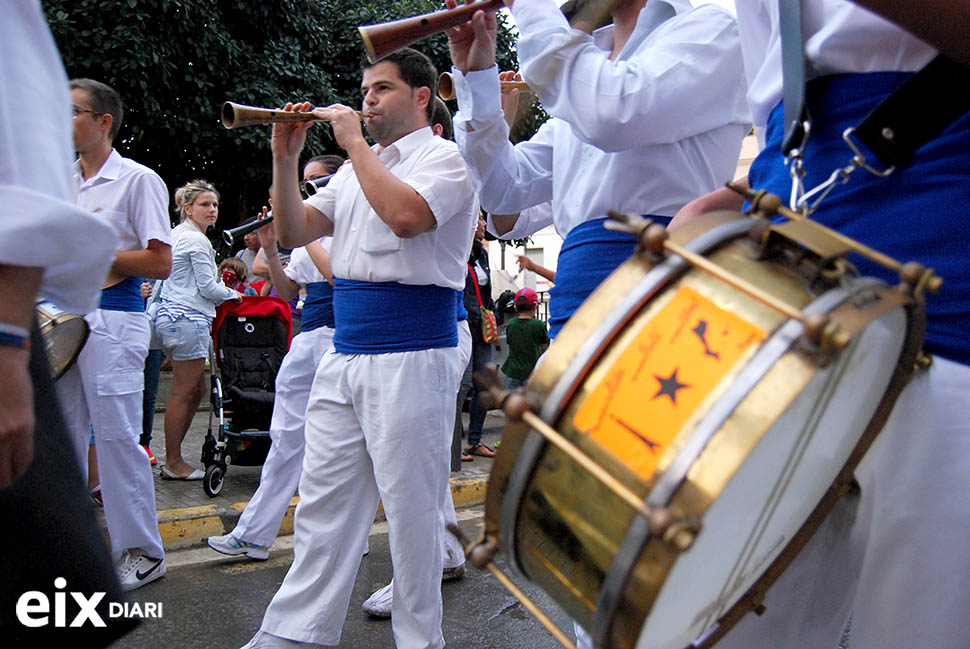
[
  {"xmin": 69, "ymin": 78, "xmax": 124, "ymax": 141},
  {"xmin": 305, "ymin": 154, "xmax": 346, "ymax": 175},
  {"xmin": 431, "ymin": 97, "xmax": 453, "ymax": 140},
  {"xmin": 362, "ymin": 48, "xmax": 437, "ymax": 120}
]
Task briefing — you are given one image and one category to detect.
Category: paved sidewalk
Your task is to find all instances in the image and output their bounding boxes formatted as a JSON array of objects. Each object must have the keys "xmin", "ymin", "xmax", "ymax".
[{"xmin": 140, "ymin": 400, "xmax": 505, "ymax": 552}]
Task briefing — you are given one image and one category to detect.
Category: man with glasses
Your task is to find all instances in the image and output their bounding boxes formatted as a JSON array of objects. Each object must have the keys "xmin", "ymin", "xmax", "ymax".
[{"xmin": 58, "ymin": 78, "xmax": 172, "ymax": 592}]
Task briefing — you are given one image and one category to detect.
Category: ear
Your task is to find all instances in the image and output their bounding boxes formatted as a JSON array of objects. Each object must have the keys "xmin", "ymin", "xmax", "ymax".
[
  {"xmin": 415, "ymin": 86, "xmax": 432, "ymax": 118},
  {"xmin": 101, "ymin": 113, "xmax": 114, "ymax": 137},
  {"xmin": 432, "ymin": 123, "xmax": 444, "ymax": 137}
]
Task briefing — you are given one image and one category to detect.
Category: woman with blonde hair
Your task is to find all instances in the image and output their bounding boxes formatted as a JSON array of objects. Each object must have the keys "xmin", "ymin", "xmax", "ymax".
[{"xmin": 155, "ymin": 180, "xmax": 240, "ymax": 479}]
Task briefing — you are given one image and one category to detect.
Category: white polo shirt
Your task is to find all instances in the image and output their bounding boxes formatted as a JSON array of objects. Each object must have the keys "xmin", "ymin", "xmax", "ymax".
[
  {"xmin": 305, "ymin": 127, "xmax": 477, "ymax": 290},
  {"xmin": 453, "ymin": 0, "xmax": 751, "ymax": 240},
  {"xmin": 0, "ymin": 2, "xmax": 117, "ymax": 314},
  {"xmin": 73, "ymin": 149, "xmax": 172, "ymax": 256},
  {"xmin": 735, "ymin": 0, "xmax": 938, "ymax": 129}
]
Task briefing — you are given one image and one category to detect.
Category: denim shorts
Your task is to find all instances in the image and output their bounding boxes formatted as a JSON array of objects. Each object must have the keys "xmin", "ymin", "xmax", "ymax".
[{"xmin": 156, "ymin": 314, "xmax": 211, "ymax": 361}]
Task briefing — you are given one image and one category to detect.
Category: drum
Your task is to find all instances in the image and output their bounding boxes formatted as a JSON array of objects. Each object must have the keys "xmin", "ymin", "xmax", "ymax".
[
  {"xmin": 36, "ymin": 301, "xmax": 89, "ymax": 381},
  {"xmin": 479, "ymin": 208, "xmax": 929, "ymax": 649}
]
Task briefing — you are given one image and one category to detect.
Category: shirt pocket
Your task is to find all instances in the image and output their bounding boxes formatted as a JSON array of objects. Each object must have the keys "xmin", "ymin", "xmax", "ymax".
[
  {"xmin": 98, "ymin": 209, "xmax": 129, "ymax": 237},
  {"xmin": 360, "ymin": 210, "xmax": 402, "ymax": 254}
]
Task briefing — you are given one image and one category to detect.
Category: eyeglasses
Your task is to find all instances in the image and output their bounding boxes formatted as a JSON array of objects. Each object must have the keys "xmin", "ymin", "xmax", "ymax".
[{"xmin": 72, "ymin": 106, "xmax": 104, "ymax": 118}]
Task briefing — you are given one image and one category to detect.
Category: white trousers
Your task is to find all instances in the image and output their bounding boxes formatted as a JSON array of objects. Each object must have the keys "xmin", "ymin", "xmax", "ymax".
[
  {"xmin": 713, "ymin": 356, "xmax": 970, "ymax": 649},
  {"xmin": 232, "ymin": 326, "xmax": 334, "ymax": 547},
  {"xmin": 439, "ymin": 321, "xmax": 474, "ymax": 567},
  {"xmin": 260, "ymin": 346, "xmax": 460, "ymax": 649},
  {"xmin": 56, "ymin": 309, "xmax": 164, "ymax": 562}
]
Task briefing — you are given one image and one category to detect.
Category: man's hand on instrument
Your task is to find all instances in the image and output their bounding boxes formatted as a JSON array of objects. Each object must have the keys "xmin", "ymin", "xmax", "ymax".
[
  {"xmin": 446, "ymin": 0, "xmax": 498, "ymax": 74},
  {"xmin": 0, "ymin": 347, "xmax": 34, "ymax": 488},
  {"xmin": 255, "ymin": 206, "xmax": 277, "ymax": 252},
  {"xmin": 271, "ymin": 102, "xmax": 314, "ymax": 162},
  {"xmin": 517, "ymin": 254, "xmax": 535, "ymax": 273},
  {"xmin": 499, "ymin": 70, "xmax": 524, "ymax": 129},
  {"xmin": 316, "ymin": 104, "xmax": 366, "ymax": 153}
]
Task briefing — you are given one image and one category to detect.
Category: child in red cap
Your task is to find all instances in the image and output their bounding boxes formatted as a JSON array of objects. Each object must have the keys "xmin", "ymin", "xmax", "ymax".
[{"xmin": 501, "ymin": 288, "xmax": 549, "ymax": 389}]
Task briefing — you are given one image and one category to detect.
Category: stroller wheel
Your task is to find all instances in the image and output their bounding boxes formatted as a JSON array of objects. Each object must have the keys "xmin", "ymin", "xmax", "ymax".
[{"xmin": 203, "ymin": 463, "xmax": 226, "ymax": 498}]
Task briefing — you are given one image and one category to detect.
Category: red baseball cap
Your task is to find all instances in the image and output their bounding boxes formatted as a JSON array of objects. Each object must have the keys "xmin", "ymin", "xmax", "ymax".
[{"xmin": 515, "ymin": 287, "xmax": 538, "ymax": 305}]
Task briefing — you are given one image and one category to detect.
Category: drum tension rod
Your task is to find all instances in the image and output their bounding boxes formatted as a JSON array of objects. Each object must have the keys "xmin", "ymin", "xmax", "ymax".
[
  {"xmin": 729, "ymin": 184, "xmax": 942, "ymax": 298},
  {"xmin": 606, "ymin": 210, "xmax": 850, "ymax": 354},
  {"xmin": 474, "ymin": 366, "xmax": 700, "ymax": 552},
  {"xmin": 447, "ymin": 522, "xmax": 579, "ymax": 649}
]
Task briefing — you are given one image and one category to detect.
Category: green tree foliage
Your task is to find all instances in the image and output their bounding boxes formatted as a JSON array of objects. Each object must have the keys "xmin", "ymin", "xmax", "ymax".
[{"xmin": 42, "ymin": 0, "xmax": 522, "ymax": 257}]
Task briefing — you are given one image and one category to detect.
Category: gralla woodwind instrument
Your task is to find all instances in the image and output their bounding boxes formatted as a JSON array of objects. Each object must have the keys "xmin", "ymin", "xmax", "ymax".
[
  {"xmin": 358, "ymin": 0, "xmax": 505, "ymax": 63},
  {"xmin": 437, "ymin": 71, "xmax": 530, "ymax": 101},
  {"xmin": 221, "ymin": 102, "xmax": 368, "ymax": 129}
]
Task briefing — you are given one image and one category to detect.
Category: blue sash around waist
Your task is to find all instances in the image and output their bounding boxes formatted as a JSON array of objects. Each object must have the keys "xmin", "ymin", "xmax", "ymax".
[
  {"xmin": 301, "ymin": 281, "xmax": 335, "ymax": 332},
  {"xmin": 332, "ymin": 278, "xmax": 457, "ymax": 354},
  {"xmin": 548, "ymin": 215, "xmax": 671, "ymax": 339},
  {"xmin": 99, "ymin": 276, "xmax": 145, "ymax": 312},
  {"xmin": 456, "ymin": 289, "xmax": 468, "ymax": 322},
  {"xmin": 750, "ymin": 72, "xmax": 970, "ymax": 365}
]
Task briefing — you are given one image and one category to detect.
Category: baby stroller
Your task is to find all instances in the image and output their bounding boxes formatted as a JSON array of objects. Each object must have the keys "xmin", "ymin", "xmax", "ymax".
[{"xmin": 200, "ymin": 296, "xmax": 292, "ymax": 496}]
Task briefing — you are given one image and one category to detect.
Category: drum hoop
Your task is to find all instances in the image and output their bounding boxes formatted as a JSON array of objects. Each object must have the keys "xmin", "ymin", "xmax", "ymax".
[
  {"xmin": 501, "ymin": 219, "xmax": 756, "ymax": 580},
  {"xmin": 591, "ymin": 277, "xmax": 884, "ymax": 648}
]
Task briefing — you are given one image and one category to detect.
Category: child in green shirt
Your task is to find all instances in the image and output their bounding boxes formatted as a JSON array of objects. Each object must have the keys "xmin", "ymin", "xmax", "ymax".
[{"xmin": 501, "ymin": 288, "xmax": 550, "ymax": 389}]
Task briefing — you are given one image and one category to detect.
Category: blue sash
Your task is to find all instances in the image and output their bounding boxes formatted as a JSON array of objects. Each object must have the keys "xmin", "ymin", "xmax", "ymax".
[
  {"xmin": 750, "ymin": 72, "xmax": 970, "ymax": 365},
  {"xmin": 548, "ymin": 216, "xmax": 670, "ymax": 338},
  {"xmin": 456, "ymin": 289, "xmax": 468, "ymax": 322},
  {"xmin": 99, "ymin": 276, "xmax": 145, "ymax": 312},
  {"xmin": 332, "ymin": 278, "xmax": 457, "ymax": 354},
  {"xmin": 301, "ymin": 281, "xmax": 335, "ymax": 332}
]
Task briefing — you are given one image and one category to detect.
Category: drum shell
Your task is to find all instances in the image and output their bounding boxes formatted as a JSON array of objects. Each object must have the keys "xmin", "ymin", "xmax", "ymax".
[
  {"xmin": 485, "ymin": 213, "xmax": 920, "ymax": 649},
  {"xmin": 36, "ymin": 303, "xmax": 89, "ymax": 382}
]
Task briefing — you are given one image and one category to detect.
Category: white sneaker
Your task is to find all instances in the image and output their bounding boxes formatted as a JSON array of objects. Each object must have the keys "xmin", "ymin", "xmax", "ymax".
[
  {"xmin": 116, "ymin": 549, "xmax": 166, "ymax": 591},
  {"xmin": 208, "ymin": 533, "xmax": 270, "ymax": 561},
  {"xmin": 362, "ymin": 581, "xmax": 393, "ymax": 618}
]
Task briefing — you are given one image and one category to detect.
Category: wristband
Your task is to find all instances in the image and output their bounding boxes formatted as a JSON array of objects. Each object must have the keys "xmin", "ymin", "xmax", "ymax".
[{"xmin": 0, "ymin": 322, "xmax": 30, "ymax": 350}]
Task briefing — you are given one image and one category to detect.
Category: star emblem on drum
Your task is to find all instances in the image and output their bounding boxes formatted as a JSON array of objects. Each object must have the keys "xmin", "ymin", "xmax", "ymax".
[{"xmin": 653, "ymin": 368, "xmax": 690, "ymax": 404}]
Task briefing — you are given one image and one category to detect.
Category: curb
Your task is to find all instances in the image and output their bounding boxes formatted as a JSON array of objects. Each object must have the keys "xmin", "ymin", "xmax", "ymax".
[{"xmin": 156, "ymin": 472, "xmax": 489, "ymax": 552}]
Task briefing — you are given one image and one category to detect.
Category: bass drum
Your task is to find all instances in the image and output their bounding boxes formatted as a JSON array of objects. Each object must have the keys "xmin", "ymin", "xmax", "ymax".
[
  {"xmin": 483, "ymin": 211, "xmax": 926, "ymax": 649},
  {"xmin": 36, "ymin": 301, "xmax": 89, "ymax": 381}
]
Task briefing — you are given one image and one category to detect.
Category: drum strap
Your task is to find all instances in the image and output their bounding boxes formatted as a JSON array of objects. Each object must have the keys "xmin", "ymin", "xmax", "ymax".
[{"xmin": 779, "ymin": 0, "xmax": 970, "ymax": 168}]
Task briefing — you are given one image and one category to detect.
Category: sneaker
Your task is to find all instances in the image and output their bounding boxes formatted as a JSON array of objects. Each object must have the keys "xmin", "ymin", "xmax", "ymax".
[
  {"xmin": 116, "ymin": 549, "xmax": 166, "ymax": 591},
  {"xmin": 363, "ymin": 564, "xmax": 465, "ymax": 619},
  {"xmin": 362, "ymin": 581, "xmax": 393, "ymax": 618},
  {"xmin": 207, "ymin": 533, "xmax": 270, "ymax": 561},
  {"xmin": 442, "ymin": 563, "xmax": 466, "ymax": 580},
  {"xmin": 142, "ymin": 445, "xmax": 157, "ymax": 465}
]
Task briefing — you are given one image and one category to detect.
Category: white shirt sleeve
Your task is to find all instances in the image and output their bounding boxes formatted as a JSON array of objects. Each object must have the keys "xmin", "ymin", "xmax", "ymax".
[
  {"xmin": 454, "ymin": 67, "xmax": 556, "ymax": 215},
  {"xmin": 486, "ymin": 201, "xmax": 554, "ymax": 240},
  {"xmin": 128, "ymin": 169, "xmax": 173, "ymax": 248},
  {"xmin": 512, "ymin": 0, "xmax": 750, "ymax": 150},
  {"xmin": 0, "ymin": 2, "xmax": 117, "ymax": 314}
]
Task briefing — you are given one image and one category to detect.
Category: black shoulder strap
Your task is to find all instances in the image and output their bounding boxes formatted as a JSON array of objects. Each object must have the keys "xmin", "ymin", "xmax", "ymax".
[{"xmin": 779, "ymin": 0, "xmax": 970, "ymax": 167}]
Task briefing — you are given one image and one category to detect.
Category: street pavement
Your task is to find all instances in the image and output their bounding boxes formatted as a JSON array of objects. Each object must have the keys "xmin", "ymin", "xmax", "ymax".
[{"xmin": 115, "ymin": 511, "xmax": 571, "ymax": 649}]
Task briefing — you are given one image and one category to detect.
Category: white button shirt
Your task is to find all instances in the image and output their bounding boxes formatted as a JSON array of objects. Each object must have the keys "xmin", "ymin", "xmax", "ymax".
[
  {"xmin": 283, "ymin": 240, "xmax": 331, "ymax": 287},
  {"xmin": 0, "ymin": 1, "xmax": 117, "ymax": 314},
  {"xmin": 73, "ymin": 149, "xmax": 172, "ymax": 258},
  {"xmin": 735, "ymin": 0, "xmax": 938, "ymax": 129},
  {"xmin": 453, "ymin": 0, "xmax": 751, "ymax": 241},
  {"xmin": 305, "ymin": 127, "xmax": 477, "ymax": 290}
]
